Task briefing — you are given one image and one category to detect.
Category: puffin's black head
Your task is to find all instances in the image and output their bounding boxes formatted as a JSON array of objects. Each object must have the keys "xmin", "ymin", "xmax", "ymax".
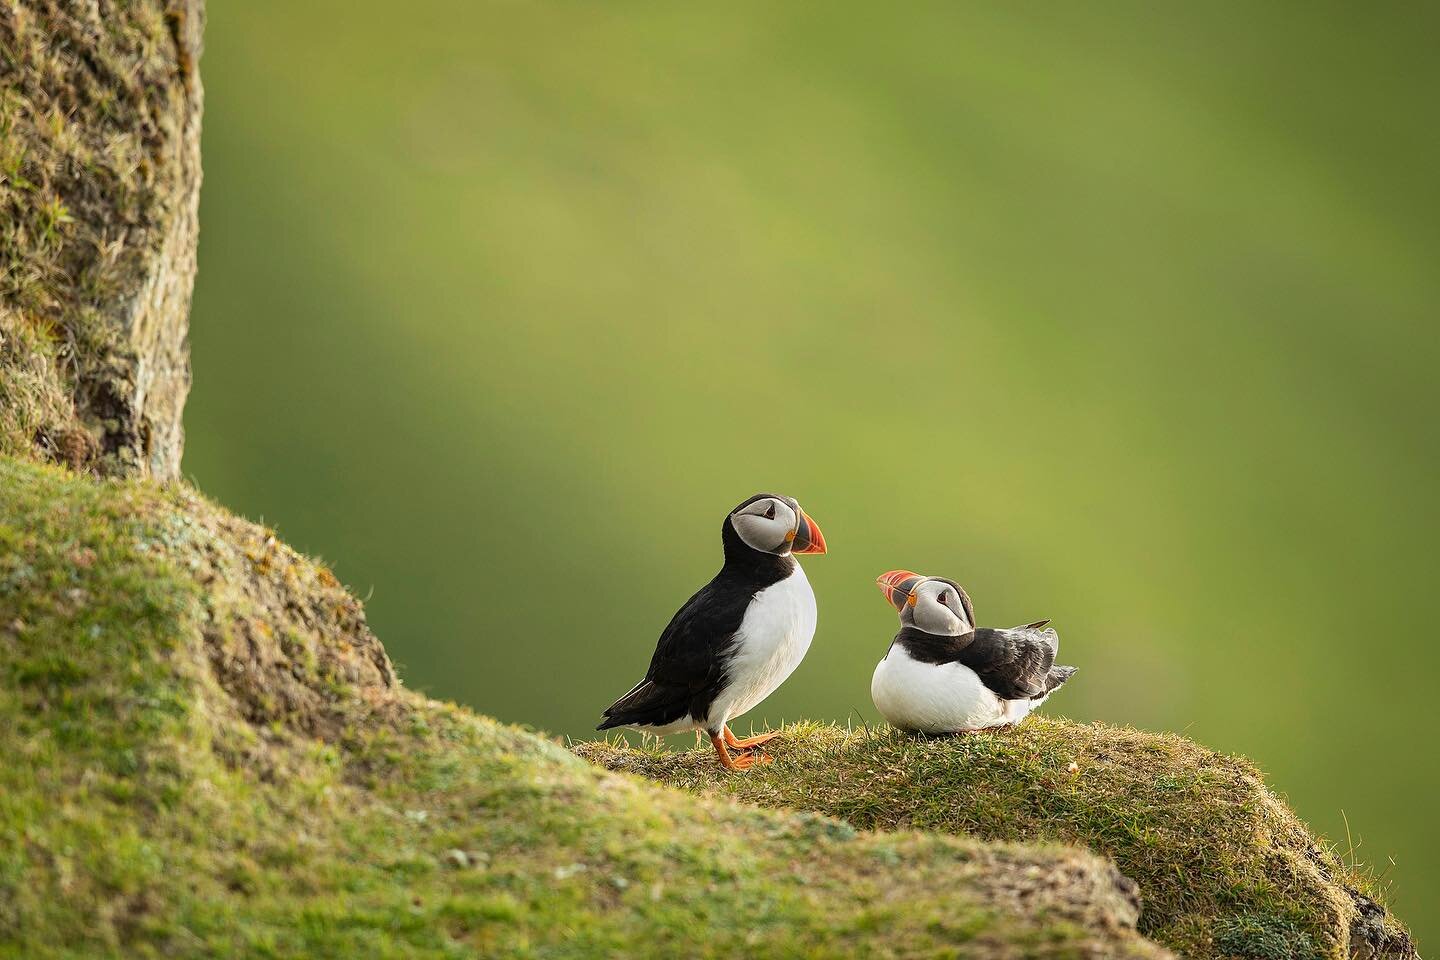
[
  {"xmin": 726, "ymin": 493, "xmax": 827, "ymax": 558},
  {"xmin": 876, "ymin": 570, "xmax": 973, "ymax": 636}
]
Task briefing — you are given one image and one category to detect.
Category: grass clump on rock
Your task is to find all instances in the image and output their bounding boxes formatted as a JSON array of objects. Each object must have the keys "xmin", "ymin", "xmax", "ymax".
[
  {"xmin": 577, "ymin": 721, "xmax": 1414, "ymax": 960},
  {"xmin": 0, "ymin": 456, "xmax": 1171, "ymax": 959}
]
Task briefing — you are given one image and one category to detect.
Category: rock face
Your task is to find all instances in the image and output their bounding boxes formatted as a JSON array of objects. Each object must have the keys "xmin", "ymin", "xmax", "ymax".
[{"xmin": 0, "ymin": 0, "xmax": 203, "ymax": 479}]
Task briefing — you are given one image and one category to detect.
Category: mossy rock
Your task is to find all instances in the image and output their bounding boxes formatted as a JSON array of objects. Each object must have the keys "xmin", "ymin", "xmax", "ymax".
[
  {"xmin": 1, "ymin": 0, "xmax": 202, "ymax": 478},
  {"xmin": 576, "ymin": 721, "xmax": 1414, "ymax": 960},
  {"xmin": 0, "ymin": 456, "xmax": 1173, "ymax": 958}
]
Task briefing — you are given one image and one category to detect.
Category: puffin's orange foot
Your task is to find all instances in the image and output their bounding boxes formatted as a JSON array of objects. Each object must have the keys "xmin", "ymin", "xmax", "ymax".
[
  {"xmin": 710, "ymin": 734, "xmax": 774, "ymax": 771},
  {"xmin": 727, "ymin": 750, "xmax": 773, "ymax": 770},
  {"xmin": 722, "ymin": 725, "xmax": 782, "ymax": 750}
]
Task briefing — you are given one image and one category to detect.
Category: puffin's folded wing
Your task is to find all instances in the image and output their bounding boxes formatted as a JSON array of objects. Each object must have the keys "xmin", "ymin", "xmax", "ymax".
[
  {"xmin": 955, "ymin": 625, "xmax": 1059, "ymax": 701},
  {"xmin": 596, "ymin": 579, "xmax": 747, "ymax": 730}
]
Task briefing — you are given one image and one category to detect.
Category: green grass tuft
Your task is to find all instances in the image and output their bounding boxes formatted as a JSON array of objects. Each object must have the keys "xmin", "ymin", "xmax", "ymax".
[{"xmin": 1212, "ymin": 914, "xmax": 1321, "ymax": 960}]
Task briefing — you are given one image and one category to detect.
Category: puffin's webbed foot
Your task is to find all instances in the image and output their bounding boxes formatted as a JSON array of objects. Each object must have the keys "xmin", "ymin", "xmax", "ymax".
[
  {"xmin": 723, "ymin": 725, "xmax": 782, "ymax": 750},
  {"xmin": 710, "ymin": 733, "xmax": 773, "ymax": 771}
]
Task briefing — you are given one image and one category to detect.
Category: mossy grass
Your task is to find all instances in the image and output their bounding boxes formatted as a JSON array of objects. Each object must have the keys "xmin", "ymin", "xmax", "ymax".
[
  {"xmin": 576, "ymin": 720, "xmax": 1413, "ymax": 959},
  {"xmin": 0, "ymin": 456, "xmax": 1169, "ymax": 958}
]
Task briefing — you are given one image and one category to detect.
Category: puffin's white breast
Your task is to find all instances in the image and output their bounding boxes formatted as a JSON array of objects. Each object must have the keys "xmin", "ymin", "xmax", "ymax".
[
  {"xmin": 870, "ymin": 644, "xmax": 1008, "ymax": 734},
  {"xmin": 707, "ymin": 564, "xmax": 817, "ymax": 728}
]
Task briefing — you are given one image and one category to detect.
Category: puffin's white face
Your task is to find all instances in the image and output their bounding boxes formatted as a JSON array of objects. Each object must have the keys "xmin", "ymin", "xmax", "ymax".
[
  {"xmin": 731, "ymin": 496, "xmax": 800, "ymax": 555},
  {"xmin": 910, "ymin": 579, "xmax": 971, "ymax": 636},
  {"xmin": 729, "ymin": 494, "xmax": 828, "ymax": 557},
  {"xmin": 876, "ymin": 570, "xmax": 974, "ymax": 636}
]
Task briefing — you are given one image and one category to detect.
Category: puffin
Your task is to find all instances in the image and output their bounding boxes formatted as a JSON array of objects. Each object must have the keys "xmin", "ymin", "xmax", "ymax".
[
  {"xmin": 869, "ymin": 570, "xmax": 1076, "ymax": 734},
  {"xmin": 596, "ymin": 493, "xmax": 827, "ymax": 770}
]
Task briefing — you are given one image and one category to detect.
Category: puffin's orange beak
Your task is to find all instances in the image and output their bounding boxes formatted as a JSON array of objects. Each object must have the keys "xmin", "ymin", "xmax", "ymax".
[
  {"xmin": 875, "ymin": 570, "xmax": 925, "ymax": 611},
  {"xmin": 789, "ymin": 508, "xmax": 827, "ymax": 555}
]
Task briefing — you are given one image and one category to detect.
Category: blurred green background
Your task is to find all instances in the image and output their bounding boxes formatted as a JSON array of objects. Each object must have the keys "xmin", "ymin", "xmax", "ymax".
[{"xmin": 185, "ymin": 0, "xmax": 1439, "ymax": 939}]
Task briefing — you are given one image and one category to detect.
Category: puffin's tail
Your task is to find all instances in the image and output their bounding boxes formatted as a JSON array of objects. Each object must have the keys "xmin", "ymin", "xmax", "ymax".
[
  {"xmin": 596, "ymin": 678, "xmax": 688, "ymax": 731},
  {"xmin": 1043, "ymin": 665, "xmax": 1077, "ymax": 695}
]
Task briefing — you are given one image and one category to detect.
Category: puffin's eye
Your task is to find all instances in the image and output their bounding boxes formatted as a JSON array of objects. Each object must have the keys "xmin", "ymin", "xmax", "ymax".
[
  {"xmin": 764, "ymin": 502, "xmax": 776, "ymax": 520},
  {"xmin": 937, "ymin": 591, "xmax": 949, "ymax": 607}
]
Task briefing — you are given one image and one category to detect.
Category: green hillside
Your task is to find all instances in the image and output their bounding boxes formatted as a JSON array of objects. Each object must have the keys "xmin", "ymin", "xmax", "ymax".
[{"xmin": 0, "ymin": 457, "xmax": 1169, "ymax": 958}]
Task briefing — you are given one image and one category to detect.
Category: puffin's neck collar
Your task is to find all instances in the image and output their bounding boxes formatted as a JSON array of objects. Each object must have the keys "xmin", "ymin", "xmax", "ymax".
[
  {"xmin": 721, "ymin": 519, "xmax": 795, "ymax": 580},
  {"xmin": 894, "ymin": 625, "xmax": 975, "ymax": 663}
]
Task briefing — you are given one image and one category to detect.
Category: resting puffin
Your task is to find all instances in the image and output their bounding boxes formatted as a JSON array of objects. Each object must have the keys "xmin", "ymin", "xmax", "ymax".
[
  {"xmin": 597, "ymin": 493, "xmax": 827, "ymax": 770},
  {"xmin": 869, "ymin": 570, "xmax": 1076, "ymax": 734}
]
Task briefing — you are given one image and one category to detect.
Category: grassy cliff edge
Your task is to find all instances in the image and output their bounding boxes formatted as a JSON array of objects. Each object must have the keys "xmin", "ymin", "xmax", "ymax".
[
  {"xmin": 577, "ymin": 715, "xmax": 1413, "ymax": 958},
  {"xmin": 0, "ymin": 456, "xmax": 1169, "ymax": 959}
]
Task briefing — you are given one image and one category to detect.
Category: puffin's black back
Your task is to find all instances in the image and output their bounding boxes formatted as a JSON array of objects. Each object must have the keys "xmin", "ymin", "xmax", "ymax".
[
  {"xmin": 597, "ymin": 516, "xmax": 795, "ymax": 732},
  {"xmin": 893, "ymin": 623, "xmax": 1074, "ymax": 701}
]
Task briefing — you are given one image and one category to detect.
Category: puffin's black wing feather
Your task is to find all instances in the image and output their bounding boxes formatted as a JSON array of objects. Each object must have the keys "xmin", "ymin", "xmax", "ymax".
[
  {"xmin": 596, "ymin": 573, "xmax": 756, "ymax": 731},
  {"xmin": 595, "ymin": 678, "xmax": 683, "ymax": 731},
  {"xmin": 954, "ymin": 624, "xmax": 1061, "ymax": 701}
]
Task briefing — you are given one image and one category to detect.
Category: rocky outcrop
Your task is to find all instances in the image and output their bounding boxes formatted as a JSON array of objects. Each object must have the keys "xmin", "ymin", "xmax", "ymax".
[{"xmin": 1, "ymin": 0, "xmax": 203, "ymax": 479}]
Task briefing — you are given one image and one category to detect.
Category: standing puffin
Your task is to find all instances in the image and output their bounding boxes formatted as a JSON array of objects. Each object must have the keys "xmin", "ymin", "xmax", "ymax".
[
  {"xmin": 869, "ymin": 570, "xmax": 1076, "ymax": 734},
  {"xmin": 597, "ymin": 493, "xmax": 827, "ymax": 770}
]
